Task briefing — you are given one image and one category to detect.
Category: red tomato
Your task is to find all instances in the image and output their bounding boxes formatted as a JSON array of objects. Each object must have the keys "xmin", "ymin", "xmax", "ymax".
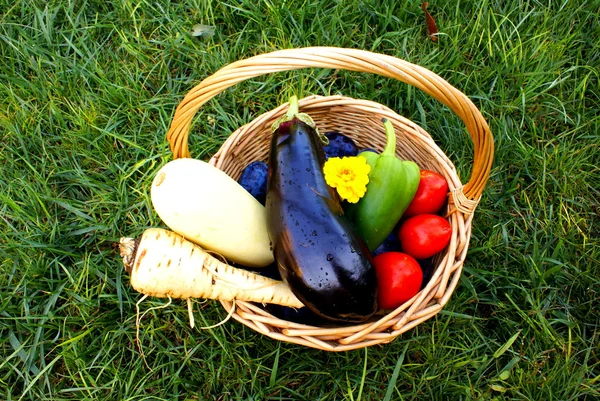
[
  {"xmin": 403, "ymin": 170, "xmax": 449, "ymax": 218},
  {"xmin": 398, "ymin": 214, "xmax": 452, "ymax": 259},
  {"xmin": 373, "ymin": 252, "xmax": 423, "ymax": 310}
]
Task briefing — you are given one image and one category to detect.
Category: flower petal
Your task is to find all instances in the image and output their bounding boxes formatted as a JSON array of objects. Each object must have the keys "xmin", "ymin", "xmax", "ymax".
[{"xmin": 323, "ymin": 155, "xmax": 371, "ymax": 202}]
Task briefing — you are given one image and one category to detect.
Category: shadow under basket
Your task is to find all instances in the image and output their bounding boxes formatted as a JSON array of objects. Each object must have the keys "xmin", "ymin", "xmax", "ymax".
[{"xmin": 165, "ymin": 47, "xmax": 494, "ymax": 351}]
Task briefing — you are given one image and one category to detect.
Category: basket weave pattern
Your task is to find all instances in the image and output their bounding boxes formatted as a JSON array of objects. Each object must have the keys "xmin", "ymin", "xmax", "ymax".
[{"xmin": 166, "ymin": 47, "xmax": 493, "ymax": 351}]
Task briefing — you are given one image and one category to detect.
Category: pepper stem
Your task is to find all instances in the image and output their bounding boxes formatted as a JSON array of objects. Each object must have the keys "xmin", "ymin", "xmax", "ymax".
[{"xmin": 381, "ymin": 118, "xmax": 397, "ymax": 157}]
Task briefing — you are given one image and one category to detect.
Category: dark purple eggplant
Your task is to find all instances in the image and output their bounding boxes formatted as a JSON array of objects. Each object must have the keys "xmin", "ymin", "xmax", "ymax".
[{"xmin": 265, "ymin": 96, "xmax": 378, "ymax": 323}]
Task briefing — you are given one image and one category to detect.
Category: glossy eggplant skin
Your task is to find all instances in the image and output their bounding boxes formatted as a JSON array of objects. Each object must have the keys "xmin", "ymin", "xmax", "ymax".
[{"xmin": 266, "ymin": 119, "xmax": 378, "ymax": 323}]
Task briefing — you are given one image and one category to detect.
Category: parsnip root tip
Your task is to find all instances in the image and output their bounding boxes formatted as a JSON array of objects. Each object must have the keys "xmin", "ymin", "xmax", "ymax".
[
  {"xmin": 119, "ymin": 237, "xmax": 140, "ymax": 274},
  {"xmin": 187, "ymin": 298, "xmax": 195, "ymax": 328}
]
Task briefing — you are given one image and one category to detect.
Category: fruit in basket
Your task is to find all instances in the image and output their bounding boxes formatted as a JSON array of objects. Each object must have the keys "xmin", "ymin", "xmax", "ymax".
[
  {"xmin": 323, "ymin": 131, "xmax": 359, "ymax": 159},
  {"xmin": 151, "ymin": 158, "xmax": 274, "ymax": 267},
  {"xmin": 398, "ymin": 214, "xmax": 452, "ymax": 259},
  {"xmin": 238, "ymin": 161, "xmax": 269, "ymax": 205},
  {"xmin": 403, "ymin": 170, "xmax": 449, "ymax": 217},
  {"xmin": 345, "ymin": 118, "xmax": 421, "ymax": 251},
  {"xmin": 372, "ymin": 252, "xmax": 423, "ymax": 310},
  {"xmin": 266, "ymin": 96, "xmax": 378, "ymax": 323}
]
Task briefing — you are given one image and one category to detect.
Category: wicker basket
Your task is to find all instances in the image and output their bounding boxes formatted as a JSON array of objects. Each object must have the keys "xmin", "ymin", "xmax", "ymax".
[{"xmin": 165, "ymin": 47, "xmax": 494, "ymax": 351}]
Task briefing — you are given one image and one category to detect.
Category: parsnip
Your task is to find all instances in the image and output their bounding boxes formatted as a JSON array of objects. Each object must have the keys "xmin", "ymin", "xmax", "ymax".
[
  {"xmin": 119, "ymin": 228, "xmax": 303, "ymax": 308},
  {"xmin": 150, "ymin": 158, "xmax": 274, "ymax": 268}
]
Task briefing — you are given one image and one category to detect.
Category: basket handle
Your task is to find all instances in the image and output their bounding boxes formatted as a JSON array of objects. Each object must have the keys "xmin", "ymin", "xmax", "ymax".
[{"xmin": 166, "ymin": 47, "xmax": 494, "ymax": 207}]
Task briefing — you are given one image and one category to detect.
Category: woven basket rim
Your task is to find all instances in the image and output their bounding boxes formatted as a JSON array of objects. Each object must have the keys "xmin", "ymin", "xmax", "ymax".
[
  {"xmin": 166, "ymin": 47, "xmax": 494, "ymax": 202},
  {"xmin": 162, "ymin": 47, "xmax": 494, "ymax": 351}
]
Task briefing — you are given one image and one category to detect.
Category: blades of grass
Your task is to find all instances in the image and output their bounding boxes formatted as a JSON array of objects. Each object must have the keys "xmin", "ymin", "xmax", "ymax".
[
  {"xmin": 28, "ymin": 282, "xmax": 66, "ymax": 388},
  {"xmin": 383, "ymin": 343, "xmax": 409, "ymax": 401},
  {"xmin": 356, "ymin": 347, "xmax": 368, "ymax": 401},
  {"xmin": 493, "ymin": 331, "xmax": 521, "ymax": 359},
  {"xmin": 497, "ymin": 356, "xmax": 521, "ymax": 381},
  {"xmin": 269, "ymin": 345, "xmax": 280, "ymax": 388},
  {"xmin": 7, "ymin": 333, "xmax": 40, "ymax": 376},
  {"xmin": 45, "ymin": 198, "xmax": 94, "ymax": 222},
  {"xmin": 18, "ymin": 354, "xmax": 62, "ymax": 401}
]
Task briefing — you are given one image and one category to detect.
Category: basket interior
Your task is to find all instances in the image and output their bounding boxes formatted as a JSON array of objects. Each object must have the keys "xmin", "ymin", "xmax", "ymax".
[{"xmin": 204, "ymin": 96, "xmax": 469, "ymax": 350}]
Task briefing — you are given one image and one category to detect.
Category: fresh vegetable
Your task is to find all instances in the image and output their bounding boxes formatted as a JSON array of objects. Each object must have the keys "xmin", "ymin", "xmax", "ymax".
[
  {"xmin": 345, "ymin": 118, "xmax": 421, "ymax": 251},
  {"xmin": 403, "ymin": 170, "xmax": 449, "ymax": 217},
  {"xmin": 266, "ymin": 96, "xmax": 378, "ymax": 323},
  {"xmin": 323, "ymin": 131, "xmax": 359, "ymax": 159},
  {"xmin": 238, "ymin": 161, "xmax": 269, "ymax": 205},
  {"xmin": 398, "ymin": 214, "xmax": 452, "ymax": 259},
  {"xmin": 151, "ymin": 158, "xmax": 274, "ymax": 268},
  {"xmin": 119, "ymin": 228, "xmax": 303, "ymax": 308},
  {"xmin": 373, "ymin": 252, "xmax": 423, "ymax": 310},
  {"xmin": 358, "ymin": 147, "xmax": 378, "ymax": 155}
]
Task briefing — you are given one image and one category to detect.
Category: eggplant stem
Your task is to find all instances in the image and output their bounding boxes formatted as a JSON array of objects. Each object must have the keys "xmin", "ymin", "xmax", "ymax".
[
  {"xmin": 285, "ymin": 95, "xmax": 299, "ymax": 120},
  {"xmin": 271, "ymin": 95, "xmax": 317, "ymax": 133}
]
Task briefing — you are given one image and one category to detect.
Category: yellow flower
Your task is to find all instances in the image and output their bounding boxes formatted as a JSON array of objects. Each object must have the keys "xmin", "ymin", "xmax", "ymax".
[{"xmin": 323, "ymin": 156, "xmax": 371, "ymax": 203}]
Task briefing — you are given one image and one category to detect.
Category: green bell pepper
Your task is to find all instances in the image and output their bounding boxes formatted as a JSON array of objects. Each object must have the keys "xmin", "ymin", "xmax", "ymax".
[{"xmin": 346, "ymin": 118, "xmax": 421, "ymax": 251}]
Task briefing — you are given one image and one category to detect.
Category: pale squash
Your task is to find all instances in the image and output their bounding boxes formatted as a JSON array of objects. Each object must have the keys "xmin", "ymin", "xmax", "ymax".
[{"xmin": 150, "ymin": 158, "xmax": 274, "ymax": 267}]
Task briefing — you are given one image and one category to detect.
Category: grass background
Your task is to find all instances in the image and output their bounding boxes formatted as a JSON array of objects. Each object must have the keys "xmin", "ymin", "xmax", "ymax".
[{"xmin": 1, "ymin": 0, "xmax": 599, "ymax": 400}]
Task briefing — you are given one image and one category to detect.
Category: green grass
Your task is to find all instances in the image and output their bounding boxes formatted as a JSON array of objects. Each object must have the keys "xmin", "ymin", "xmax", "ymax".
[{"xmin": 1, "ymin": 0, "xmax": 599, "ymax": 399}]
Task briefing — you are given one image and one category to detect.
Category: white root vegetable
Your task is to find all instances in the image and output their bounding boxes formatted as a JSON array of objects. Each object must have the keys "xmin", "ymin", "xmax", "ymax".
[
  {"xmin": 150, "ymin": 158, "xmax": 274, "ymax": 268},
  {"xmin": 119, "ymin": 228, "xmax": 303, "ymax": 308}
]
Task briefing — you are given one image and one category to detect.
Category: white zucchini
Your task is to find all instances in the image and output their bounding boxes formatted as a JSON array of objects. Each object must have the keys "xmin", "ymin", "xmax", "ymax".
[{"xmin": 150, "ymin": 158, "xmax": 274, "ymax": 267}]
